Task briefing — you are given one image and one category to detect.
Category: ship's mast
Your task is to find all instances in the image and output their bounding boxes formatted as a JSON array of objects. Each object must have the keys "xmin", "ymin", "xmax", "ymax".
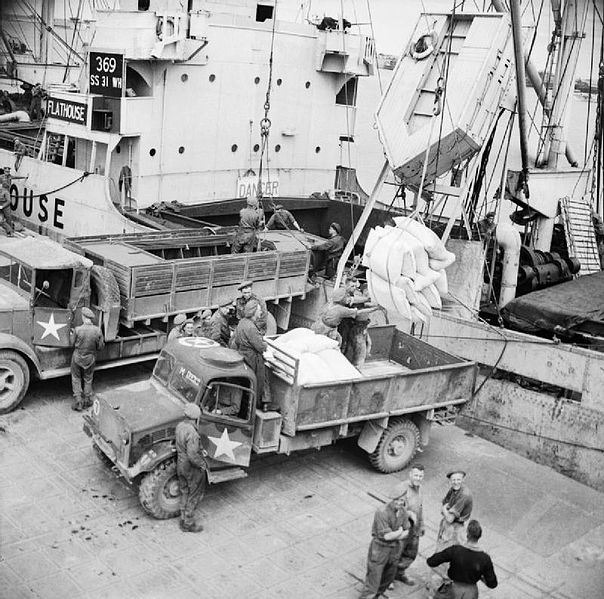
[{"xmin": 542, "ymin": 0, "xmax": 588, "ymax": 168}]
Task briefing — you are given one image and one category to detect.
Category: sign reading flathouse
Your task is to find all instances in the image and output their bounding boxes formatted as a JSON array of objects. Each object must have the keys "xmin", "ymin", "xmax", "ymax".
[
  {"xmin": 46, "ymin": 96, "xmax": 88, "ymax": 125},
  {"xmin": 89, "ymin": 51, "xmax": 124, "ymax": 97}
]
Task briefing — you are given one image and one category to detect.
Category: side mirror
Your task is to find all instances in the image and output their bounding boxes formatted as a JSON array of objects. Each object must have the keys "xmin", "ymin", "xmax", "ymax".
[{"xmin": 33, "ymin": 280, "xmax": 50, "ymax": 304}]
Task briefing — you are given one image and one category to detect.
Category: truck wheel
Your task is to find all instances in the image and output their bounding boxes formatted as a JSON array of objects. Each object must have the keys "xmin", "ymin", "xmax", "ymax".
[
  {"xmin": 0, "ymin": 350, "xmax": 30, "ymax": 414},
  {"xmin": 369, "ymin": 418, "xmax": 420, "ymax": 473},
  {"xmin": 138, "ymin": 458, "xmax": 182, "ymax": 519}
]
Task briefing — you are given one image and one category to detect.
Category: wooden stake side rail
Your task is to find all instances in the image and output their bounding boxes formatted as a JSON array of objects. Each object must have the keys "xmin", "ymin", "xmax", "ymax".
[{"xmin": 65, "ymin": 234, "xmax": 310, "ymax": 324}]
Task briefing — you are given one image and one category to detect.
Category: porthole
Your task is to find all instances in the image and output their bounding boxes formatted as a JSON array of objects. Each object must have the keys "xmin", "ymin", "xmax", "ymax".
[
  {"xmin": 315, "ymin": 146, "xmax": 321, "ymax": 153},
  {"xmin": 181, "ymin": 73, "xmax": 188, "ymax": 82},
  {"xmin": 178, "ymin": 146, "xmax": 185, "ymax": 154},
  {"xmin": 253, "ymin": 144, "xmax": 260, "ymax": 152},
  {"xmin": 277, "ymin": 78, "xmax": 282, "ymax": 86},
  {"xmin": 254, "ymin": 76, "xmax": 260, "ymax": 84},
  {"xmin": 209, "ymin": 74, "xmax": 216, "ymax": 82},
  {"xmin": 231, "ymin": 144, "xmax": 238, "ymax": 152},
  {"xmin": 305, "ymin": 81, "xmax": 311, "ymax": 89},
  {"xmin": 275, "ymin": 144, "xmax": 281, "ymax": 152},
  {"xmin": 149, "ymin": 148, "xmax": 156, "ymax": 157},
  {"xmin": 116, "ymin": 146, "xmax": 121, "ymax": 154}
]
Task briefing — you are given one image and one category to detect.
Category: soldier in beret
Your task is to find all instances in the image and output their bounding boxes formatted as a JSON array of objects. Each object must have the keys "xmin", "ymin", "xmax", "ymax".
[{"xmin": 70, "ymin": 307, "xmax": 104, "ymax": 411}]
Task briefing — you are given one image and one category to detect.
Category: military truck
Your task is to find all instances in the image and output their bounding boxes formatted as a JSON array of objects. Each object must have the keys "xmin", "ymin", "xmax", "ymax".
[
  {"xmin": 0, "ymin": 229, "xmax": 312, "ymax": 413},
  {"xmin": 83, "ymin": 325, "xmax": 476, "ymax": 519}
]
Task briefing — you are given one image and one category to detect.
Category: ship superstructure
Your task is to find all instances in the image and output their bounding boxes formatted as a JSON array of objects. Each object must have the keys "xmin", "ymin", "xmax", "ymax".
[{"xmin": 1, "ymin": 0, "xmax": 377, "ymax": 238}]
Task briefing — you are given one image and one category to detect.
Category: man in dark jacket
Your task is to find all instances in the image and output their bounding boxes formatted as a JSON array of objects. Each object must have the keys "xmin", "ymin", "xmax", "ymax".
[
  {"xmin": 427, "ymin": 519, "xmax": 498, "ymax": 599},
  {"xmin": 70, "ymin": 307, "xmax": 105, "ymax": 411},
  {"xmin": 209, "ymin": 302, "xmax": 233, "ymax": 346},
  {"xmin": 265, "ymin": 204, "xmax": 301, "ymax": 231},
  {"xmin": 360, "ymin": 483, "xmax": 413, "ymax": 599},
  {"xmin": 231, "ymin": 196, "xmax": 264, "ymax": 253},
  {"xmin": 175, "ymin": 403, "xmax": 207, "ymax": 532},
  {"xmin": 230, "ymin": 300, "xmax": 270, "ymax": 409},
  {"xmin": 310, "ymin": 221, "xmax": 345, "ymax": 278},
  {"xmin": 235, "ymin": 280, "xmax": 268, "ymax": 335}
]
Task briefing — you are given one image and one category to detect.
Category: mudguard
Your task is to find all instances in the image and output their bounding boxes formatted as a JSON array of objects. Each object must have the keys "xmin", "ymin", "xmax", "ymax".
[
  {"xmin": 130, "ymin": 441, "xmax": 176, "ymax": 479},
  {"xmin": 357, "ymin": 416, "xmax": 389, "ymax": 453},
  {"xmin": 0, "ymin": 333, "xmax": 40, "ymax": 375}
]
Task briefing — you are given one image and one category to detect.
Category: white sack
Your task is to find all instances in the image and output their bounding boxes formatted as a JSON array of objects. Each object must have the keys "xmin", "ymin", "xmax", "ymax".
[
  {"xmin": 393, "ymin": 216, "xmax": 449, "ymax": 260},
  {"xmin": 434, "ymin": 270, "xmax": 449, "ymax": 296},
  {"xmin": 316, "ymin": 349, "xmax": 363, "ymax": 380},
  {"xmin": 368, "ymin": 270, "xmax": 413, "ymax": 320}
]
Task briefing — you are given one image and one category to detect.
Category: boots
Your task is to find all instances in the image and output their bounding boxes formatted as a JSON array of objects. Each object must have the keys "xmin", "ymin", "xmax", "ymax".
[{"xmin": 71, "ymin": 396, "xmax": 83, "ymax": 411}]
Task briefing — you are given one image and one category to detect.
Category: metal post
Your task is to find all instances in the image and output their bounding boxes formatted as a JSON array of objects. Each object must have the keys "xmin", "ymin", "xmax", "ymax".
[
  {"xmin": 509, "ymin": 0, "xmax": 530, "ymax": 189},
  {"xmin": 334, "ymin": 160, "xmax": 390, "ymax": 288}
]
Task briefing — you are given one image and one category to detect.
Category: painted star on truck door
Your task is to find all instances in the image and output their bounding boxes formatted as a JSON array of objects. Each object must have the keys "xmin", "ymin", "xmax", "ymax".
[{"xmin": 200, "ymin": 424, "xmax": 251, "ymax": 466}]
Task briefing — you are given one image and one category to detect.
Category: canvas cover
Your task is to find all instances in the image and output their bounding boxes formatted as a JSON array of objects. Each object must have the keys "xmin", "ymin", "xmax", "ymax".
[{"xmin": 502, "ymin": 271, "xmax": 604, "ymax": 334}]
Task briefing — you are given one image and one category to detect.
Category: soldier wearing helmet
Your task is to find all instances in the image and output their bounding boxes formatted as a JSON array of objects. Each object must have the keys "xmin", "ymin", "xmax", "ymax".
[
  {"xmin": 231, "ymin": 195, "xmax": 265, "ymax": 253},
  {"xmin": 168, "ymin": 313, "xmax": 187, "ymax": 342},
  {"xmin": 175, "ymin": 402, "xmax": 207, "ymax": 532}
]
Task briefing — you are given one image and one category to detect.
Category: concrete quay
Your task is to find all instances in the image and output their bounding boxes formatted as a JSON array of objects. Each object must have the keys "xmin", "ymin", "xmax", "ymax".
[{"xmin": 1, "ymin": 364, "xmax": 603, "ymax": 599}]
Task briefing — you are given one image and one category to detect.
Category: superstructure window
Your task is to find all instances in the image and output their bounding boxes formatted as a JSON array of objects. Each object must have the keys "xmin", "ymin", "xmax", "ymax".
[
  {"xmin": 336, "ymin": 77, "xmax": 358, "ymax": 106},
  {"xmin": 256, "ymin": 4, "xmax": 274, "ymax": 22}
]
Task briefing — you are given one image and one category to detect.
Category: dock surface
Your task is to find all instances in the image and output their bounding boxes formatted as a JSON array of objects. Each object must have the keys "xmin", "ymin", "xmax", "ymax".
[{"xmin": 1, "ymin": 364, "xmax": 603, "ymax": 599}]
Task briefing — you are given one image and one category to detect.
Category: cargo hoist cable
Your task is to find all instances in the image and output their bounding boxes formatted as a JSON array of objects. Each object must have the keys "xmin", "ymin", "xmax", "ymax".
[{"xmin": 255, "ymin": 0, "xmax": 279, "ymax": 247}]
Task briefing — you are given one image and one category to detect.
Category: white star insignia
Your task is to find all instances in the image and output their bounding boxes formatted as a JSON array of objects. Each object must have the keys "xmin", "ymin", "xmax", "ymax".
[
  {"xmin": 36, "ymin": 313, "xmax": 67, "ymax": 341},
  {"xmin": 208, "ymin": 428, "xmax": 242, "ymax": 461}
]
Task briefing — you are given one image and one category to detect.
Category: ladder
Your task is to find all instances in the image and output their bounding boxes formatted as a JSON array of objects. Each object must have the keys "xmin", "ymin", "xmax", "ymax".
[{"xmin": 559, "ymin": 195, "xmax": 601, "ymax": 275}]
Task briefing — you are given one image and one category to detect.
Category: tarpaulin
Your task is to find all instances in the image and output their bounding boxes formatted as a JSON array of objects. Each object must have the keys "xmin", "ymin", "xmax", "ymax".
[{"xmin": 502, "ymin": 271, "xmax": 604, "ymax": 334}]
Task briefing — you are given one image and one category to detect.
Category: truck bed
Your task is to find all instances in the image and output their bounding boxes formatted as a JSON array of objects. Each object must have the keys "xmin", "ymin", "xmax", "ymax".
[
  {"xmin": 266, "ymin": 325, "xmax": 476, "ymax": 436},
  {"xmin": 65, "ymin": 230, "xmax": 311, "ymax": 324}
]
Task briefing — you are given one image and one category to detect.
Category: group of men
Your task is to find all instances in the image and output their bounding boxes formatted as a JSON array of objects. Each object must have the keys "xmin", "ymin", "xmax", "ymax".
[
  {"xmin": 231, "ymin": 196, "xmax": 346, "ymax": 280},
  {"xmin": 167, "ymin": 279, "xmax": 272, "ymax": 409},
  {"xmin": 361, "ymin": 465, "xmax": 498, "ymax": 599}
]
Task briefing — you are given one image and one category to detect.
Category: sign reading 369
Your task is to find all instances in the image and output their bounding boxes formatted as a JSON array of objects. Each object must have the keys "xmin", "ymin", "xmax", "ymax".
[{"xmin": 89, "ymin": 51, "xmax": 124, "ymax": 97}]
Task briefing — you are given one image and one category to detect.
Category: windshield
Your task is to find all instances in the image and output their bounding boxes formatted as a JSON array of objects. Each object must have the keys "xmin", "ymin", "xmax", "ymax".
[{"xmin": 169, "ymin": 363, "xmax": 202, "ymax": 403}]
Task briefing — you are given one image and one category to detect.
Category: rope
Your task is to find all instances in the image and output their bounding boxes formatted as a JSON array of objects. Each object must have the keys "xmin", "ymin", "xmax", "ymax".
[{"xmin": 11, "ymin": 171, "xmax": 91, "ymax": 199}]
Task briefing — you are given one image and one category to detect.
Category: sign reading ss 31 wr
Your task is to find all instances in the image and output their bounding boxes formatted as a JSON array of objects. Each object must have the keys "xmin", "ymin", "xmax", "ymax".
[{"xmin": 89, "ymin": 51, "xmax": 124, "ymax": 97}]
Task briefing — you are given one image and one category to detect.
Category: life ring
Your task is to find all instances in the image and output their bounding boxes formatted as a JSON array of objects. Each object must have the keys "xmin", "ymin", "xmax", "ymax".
[{"xmin": 410, "ymin": 30, "xmax": 437, "ymax": 60}]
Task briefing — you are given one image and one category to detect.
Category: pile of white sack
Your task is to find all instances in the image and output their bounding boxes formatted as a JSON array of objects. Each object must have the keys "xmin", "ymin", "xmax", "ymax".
[
  {"xmin": 272, "ymin": 328, "xmax": 362, "ymax": 385},
  {"xmin": 362, "ymin": 216, "xmax": 456, "ymax": 325}
]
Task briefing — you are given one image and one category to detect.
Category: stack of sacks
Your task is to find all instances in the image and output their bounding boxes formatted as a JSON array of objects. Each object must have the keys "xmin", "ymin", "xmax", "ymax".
[
  {"xmin": 272, "ymin": 328, "xmax": 362, "ymax": 384},
  {"xmin": 362, "ymin": 217, "xmax": 455, "ymax": 325}
]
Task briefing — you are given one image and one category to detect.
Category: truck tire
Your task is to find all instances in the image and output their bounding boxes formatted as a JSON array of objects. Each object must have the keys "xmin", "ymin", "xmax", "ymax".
[
  {"xmin": 90, "ymin": 265, "xmax": 121, "ymax": 341},
  {"xmin": 369, "ymin": 418, "xmax": 420, "ymax": 473},
  {"xmin": 138, "ymin": 458, "xmax": 182, "ymax": 519},
  {"xmin": 0, "ymin": 350, "xmax": 30, "ymax": 414}
]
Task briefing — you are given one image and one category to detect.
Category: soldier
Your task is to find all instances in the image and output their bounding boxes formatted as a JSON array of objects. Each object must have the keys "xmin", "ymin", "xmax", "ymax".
[
  {"xmin": 235, "ymin": 280, "xmax": 268, "ymax": 335},
  {"xmin": 209, "ymin": 302, "xmax": 233, "ymax": 346},
  {"xmin": 230, "ymin": 300, "xmax": 271, "ymax": 409},
  {"xmin": 310, "ymin": 221, "xmax": 345, "ymax": 279},
  {"xmin": 175, "ymin": 403, "xmax": 207, "ymax": 532},
  {"xmin": 193, "ymin": 309, "xmax": 213, "ymax": 337},
  {"xmin": 231, "ymin": 196, "xmax": 264, "ymax": 253},
  {"xmin": 359, "ymin": 483, "xmax": 413, "ymax": 599},
  {"xmin": 0, "ymin": 166, "xmax": 26, "ymax": 236},
  {"xmin": 70, "ymin": 307, "xmax": 105, "ymax": 411},
  {"xmin": 265, "ymin": 204, "xmax": 302, "ymax": 231},
  {"xmin": 436, "ymin": 469, "xmax": 473, "ymax": 550},
  {"xmin": 168, "ymin": 313, "xmax": 187, "ymax": 342}
]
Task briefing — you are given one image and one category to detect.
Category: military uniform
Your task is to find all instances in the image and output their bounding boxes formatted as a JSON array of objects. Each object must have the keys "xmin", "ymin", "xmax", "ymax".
[
  {"xmin": 209, "ymin": 309, "xmax": 231, "ymax": 346},
  {"xmin": 231, "ymin": 204, "xmax": 263, "ymax": 253},
  {"xmin": 235, "ymin": 292, "xmax": 268, "ymax": 335},
  {"xmin": 265, "ymin": 207, "xmax": 299, "ymax": 230},
  {"xmin": 230, "ymin": 315, "xmax": 270, "ymax": 407},
  {"xmin": 311, "ymin": 226, "xmax": 345, "ymax": 278},
  {"xmin": 360, "ymin": 499, "xmax": 412, "ymax": 599},
  {"xmin": 0, "ymin": 171, "xmax": 14, "ymax": 236},
  {"xmin": 71, "ymin": 319, "xmax": 104, "ymax": 409},
  {"xmin": 175, "ymin": 416, "xmax": 207, "ymax": 532}
]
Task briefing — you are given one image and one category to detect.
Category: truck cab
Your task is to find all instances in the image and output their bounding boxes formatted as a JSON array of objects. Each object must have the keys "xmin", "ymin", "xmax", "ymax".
[
  {"xmin": 84, "ymin": 336, "xmax": 262, "ymax": 518},
  {"xmin": 0, "ymin": 237, "xmax": 92, "ymax": 412}
]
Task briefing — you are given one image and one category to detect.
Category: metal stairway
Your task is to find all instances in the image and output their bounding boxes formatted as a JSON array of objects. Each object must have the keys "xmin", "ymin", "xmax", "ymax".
[{"xmin": 559, "ymin": 195, "xmax": 601, "ymax": 275}]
